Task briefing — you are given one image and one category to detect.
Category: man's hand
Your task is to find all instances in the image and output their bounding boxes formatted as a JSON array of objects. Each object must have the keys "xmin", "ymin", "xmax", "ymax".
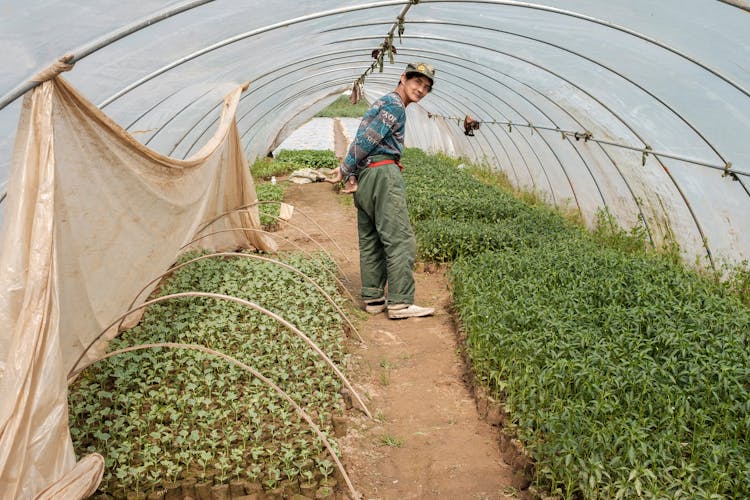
[
  {"xmin": 326, "ymin": 167, "xmax": 358, "ymax": 193},
  {"xmin": 326, "ymin": 167, "xmax": 343, "ymax": 185},
  {"xmin": 341, "ymin": 176, "xmax": 358, "ymax": 193}
]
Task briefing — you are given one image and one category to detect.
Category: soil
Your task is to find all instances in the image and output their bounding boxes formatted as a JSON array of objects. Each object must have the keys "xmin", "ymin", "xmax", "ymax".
[{"xmin": 270, "ymin": 123, "xmax": 533, "ymax": 500}]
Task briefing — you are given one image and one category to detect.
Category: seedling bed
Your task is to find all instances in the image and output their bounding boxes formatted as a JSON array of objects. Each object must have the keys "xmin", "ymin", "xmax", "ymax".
[{"xmin": 69, "ymin": 251, "xmax": 348, "ymax": 498}]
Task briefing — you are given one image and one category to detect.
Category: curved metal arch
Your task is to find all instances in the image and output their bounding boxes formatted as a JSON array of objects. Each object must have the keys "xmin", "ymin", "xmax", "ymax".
[
  {"xmin": 395, "ymin": 48, "xmax": 651, "ymax": 220},
  {"xmin": 362, "ymin": 33, "xmax": 716, "ymax": 264},
  {"xmin": 0, "ymin": 0, "xmax": 217, "ymax": 112},
  {"xmin": 374, "ymin": 69, "xmax": 581, "ymax": 211},
  {"xmin": 394, "ymin": 49, "xmax": 655, "ymax": 226},
  {"xmin": 371, "ymin": 76, "xmax": 496, "ymax": 164},
  {"xmin": 97, "ymin": 1, "xmax": 413, "ymax": 108},
  {"xmin": 349, "ymin": 61, "xmax": 585, "ymax": 211},
  {"xmin": 373, "ymin": 77, "xmax": 528, "ymax": 193},
  {"xmin": 67, "ymin": 341, "xmax": 359, "ymax": 498},
  {"xmin": 178, "ymin": 37, "xmax": 710, "ymax": 255},
  {"xmin": 194, "ymin": 200, "xmax": 352, "ymax": 265},
  {"xmin": 362, "ymin": 71, "xmax": 565, "ymax": 205},
  {"xmin": 171, "ymin": 51, "xmax": 376, "ymax": 158},
  {"xmin": 162, "ymin": 44, "xmax": 515, "ymax": 164},
  {"xmin": 229, "ymin": 73, "xmax": 488, "ymax": 164},
  {"xmin": 394, "ymin": 65, "xmax": 585, "ymax": 208},
  {"xmin": 125, "ymin": 87, "xmax": 182, "ymax": 131},
  {"xmin": 162, "ymin": 50, "xmax": 371, "ymax": 156},
  {"xmin": 231, "ymin": 68, "xmax": 563, "ymax": 202},
  {"xmin": 234, "ymin": 74, "xmax": 530, "ymax": 197},
  {"xmin": 145, "ymin": 87, "xmax": 213, "ymax": 147},
  {"xmin": 68, "ymin": 291, "xmax": 372, "ymax": 421},
  {"xmin": 182, "ymin": 211, "xmax": 346, "ymax": 278},
  {"xmin": 343, "ymin": 25, "xmax": 732, "ymax": 175},
  {"xmin": 414, "ymin": 51, "xmax": 655, "ymax": 245},
  {"xmin": 107, "ymin": 21, "xmax": 724, "ymax": 264},
  {"xmin": 418, "ymin": 0, "xmax": 749, "ymax": 99}
]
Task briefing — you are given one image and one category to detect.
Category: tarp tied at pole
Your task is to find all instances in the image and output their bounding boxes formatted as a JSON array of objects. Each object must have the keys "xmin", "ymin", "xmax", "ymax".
[{"xmin": 0, "ymin": 77, "xmax": 274, "ymax": 498}]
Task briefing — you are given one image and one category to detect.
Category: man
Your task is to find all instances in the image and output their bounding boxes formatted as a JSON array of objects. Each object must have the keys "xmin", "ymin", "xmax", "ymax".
[{"xmin": 327, "ymin": 62, "xmax": 436, "ymax": 320}]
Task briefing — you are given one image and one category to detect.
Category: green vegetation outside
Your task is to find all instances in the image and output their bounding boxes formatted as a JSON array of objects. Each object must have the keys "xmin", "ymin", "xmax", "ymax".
[{"xmin": 314, "ymin": 94, "xmax": 369, "ymax": 118}]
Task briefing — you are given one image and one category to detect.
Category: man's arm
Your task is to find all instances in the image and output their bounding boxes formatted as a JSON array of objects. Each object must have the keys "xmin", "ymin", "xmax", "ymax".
[{"xmin": 340, "ymin": 98, "xmax": 404, "ymax": 179}]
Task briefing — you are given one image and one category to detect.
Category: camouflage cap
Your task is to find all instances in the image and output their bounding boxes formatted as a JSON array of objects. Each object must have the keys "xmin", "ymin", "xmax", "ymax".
[{"xmin": 404, "ymin": 62, "xmax": 435, "ymax": 86}]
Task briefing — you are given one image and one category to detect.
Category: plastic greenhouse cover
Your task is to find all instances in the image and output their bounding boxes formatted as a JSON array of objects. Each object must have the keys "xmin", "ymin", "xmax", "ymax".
[{"xmin": 1, "ymin": 0, "xmax": 749, "ymax": 265}]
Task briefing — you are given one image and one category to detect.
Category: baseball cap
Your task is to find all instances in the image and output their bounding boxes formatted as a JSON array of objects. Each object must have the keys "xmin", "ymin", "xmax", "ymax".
[{"xmin": 404, "ymin": 62, "xmax": 435, "ymax": 86}]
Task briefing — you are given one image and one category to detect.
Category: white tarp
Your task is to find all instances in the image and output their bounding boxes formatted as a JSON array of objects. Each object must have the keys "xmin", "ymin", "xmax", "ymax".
[{"xmin": 0, "ymin": 76, "xmax": 274, "ymax": 498}]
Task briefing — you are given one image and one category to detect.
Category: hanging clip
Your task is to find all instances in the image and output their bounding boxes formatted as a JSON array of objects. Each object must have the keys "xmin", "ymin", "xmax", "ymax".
[
  {"xmin": 508, "ymin": 123, "xmax": 512, "ymax": 133},
  {"xmin": 642, "ymin": 145, "xmax": 652, "ymax": 166},
  {"xmin": 561, "ymin": 130, "xmax": 566, "ymax": 141},
  {"xmin": 722, "ymin": 161, "xmax": 737, "ymax": 181},
  {"xmin": 464, "ymin": 115, "xmax": 480, "ymax": 136},
  {"xmin": 583, "ymin": 131, "xmax": 593, "ymax": 142},
  {"xmin": 528, "ymin": 123, "xmax": 534, "ymax": 135},
  {"xmin": 397, "ymin": 17, "xmax": 405, "ymax": 43}
]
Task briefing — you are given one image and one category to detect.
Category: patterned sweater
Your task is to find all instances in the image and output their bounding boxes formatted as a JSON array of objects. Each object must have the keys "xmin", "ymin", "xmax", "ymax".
[{"xmin": 340, "ymin": 91, "xmax": 406, "ymax": 179}]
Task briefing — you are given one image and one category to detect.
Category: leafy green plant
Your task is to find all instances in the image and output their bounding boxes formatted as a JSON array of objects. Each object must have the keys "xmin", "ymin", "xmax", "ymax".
[
  {"xmin": 255, "ymin": 182, "xmax": 284, "ymax": 230},
  {"xmin": 378, "ymin": 434, "xmax": 404, "ymax": 448},
  {"xmin": 590, "ymin": 206, "xmax": 649, "ymax": 254},
  {"xmin": 402, "ymin": 148, "xmax": 750, "ymax": 499},
  {"xmin": 315, "ymin": 94, "xmax": 369, "ymax": 118},
  {"xmin": 250, "ymin": 156, "xmax": 298, "ymax": 180},
  {"xmin": 275, "ymin": 149, "xmax": 339, "ymax": 170},
  {"xmin": 68, "ymin": 250, "xmax": 347, "ymax": 496}
]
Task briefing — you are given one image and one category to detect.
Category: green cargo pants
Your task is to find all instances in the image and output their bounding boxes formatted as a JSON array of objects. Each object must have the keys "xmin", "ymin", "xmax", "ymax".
[{"xmin": 353, "ymin": 163, "xmax": 416, "ymax": 305}]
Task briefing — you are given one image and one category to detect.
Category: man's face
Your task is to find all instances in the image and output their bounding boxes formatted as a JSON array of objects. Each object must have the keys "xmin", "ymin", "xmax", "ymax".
[{"xmin": 401, "ymin": 74, "xmax": 432, "ymax": 105}]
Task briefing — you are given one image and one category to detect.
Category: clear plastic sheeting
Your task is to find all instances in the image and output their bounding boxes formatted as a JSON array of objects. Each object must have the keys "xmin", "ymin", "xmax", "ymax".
[
  {"xmin": 0, "ymin": 1, "xmax": 749, "ymax": 495},
  {"xmin": 1, "ymin": 1, "xmax": 748, "ymax": 265}
]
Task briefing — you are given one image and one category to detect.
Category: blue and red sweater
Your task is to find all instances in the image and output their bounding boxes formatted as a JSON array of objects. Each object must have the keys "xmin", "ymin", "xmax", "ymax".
[{"xmin": 340, "ymin": 91, "xmax": 406, "ymax": 179}]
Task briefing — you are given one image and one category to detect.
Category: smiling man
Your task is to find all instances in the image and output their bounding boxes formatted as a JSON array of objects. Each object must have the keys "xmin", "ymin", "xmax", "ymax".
[{"xmin": 328, "ymin": 62, "xmax": 436, "ymax": 319}]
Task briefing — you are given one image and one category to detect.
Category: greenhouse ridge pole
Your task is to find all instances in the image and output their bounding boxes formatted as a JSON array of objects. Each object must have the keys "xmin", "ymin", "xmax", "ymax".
[
  {"xmin": 394, "ymin": 47, "xmax": 654, "ymax": 242},
  {"xmin": 344, "ymin": 26, "xmax": 742, "ymax": 180},
  {"xmin": 0, "ymin": 0, "xmax": 215, "ymax": 113},
  {"xmin": 350, "ymin": 33, "xmax": 721, "ymax": 264},
  {"xmin": 424, "ymin": 117, "xmax": 750, "ymax": 178}
]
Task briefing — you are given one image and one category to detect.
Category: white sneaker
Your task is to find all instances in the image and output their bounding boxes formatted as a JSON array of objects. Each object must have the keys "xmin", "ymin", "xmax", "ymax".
[
  {"xmin": 387, "ymin": 304, "xmax": 435, "ymax": 319},
  {"xmin": 364, "ymin": 297, "xmax": 387, "ymax": 314}
]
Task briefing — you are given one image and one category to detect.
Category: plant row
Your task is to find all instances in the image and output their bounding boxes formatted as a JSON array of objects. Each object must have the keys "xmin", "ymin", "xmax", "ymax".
[
  {"xmin": 401, "ymin": 148, "xmax": 750, "ymax": 499},
  {"xmin": 252, "ymin": 149, "xmax": 339, "ymax": 181},
  {"xmin": 253, "ymin": 149, "xmax": 339, "ymax": 231},
  {"xmin": 68, "ymin": 251, "xmax": 348, "ymax": 497}
]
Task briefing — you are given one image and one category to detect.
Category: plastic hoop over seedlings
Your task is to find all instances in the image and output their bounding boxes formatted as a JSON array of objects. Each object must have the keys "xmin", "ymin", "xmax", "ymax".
[
  {"xmin": 122, "ymin": 252, "xmax": 363, "ymax": 342},
  {"xmin": 69, "ymin": 291, "xmax": 372, "ymax": 419},
  {"xmin": 68, "ymin": 341, "xmax": 361, "ymax": 500}
]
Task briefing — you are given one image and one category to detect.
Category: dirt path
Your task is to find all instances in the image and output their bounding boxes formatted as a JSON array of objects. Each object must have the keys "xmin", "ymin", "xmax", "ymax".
[{"xmin": 276, "ymin": 177, "xmax": 523, "ymax": 500}]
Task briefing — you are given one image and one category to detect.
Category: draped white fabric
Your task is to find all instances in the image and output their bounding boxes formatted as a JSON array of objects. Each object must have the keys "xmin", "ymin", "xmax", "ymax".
[{"xmin": 0, "ymin": 77, "xmax": 272, "ymax": 498}]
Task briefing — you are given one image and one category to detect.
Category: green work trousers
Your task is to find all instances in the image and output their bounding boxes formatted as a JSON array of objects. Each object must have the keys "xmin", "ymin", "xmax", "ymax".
[{"xmin": 353, "ymin": 163, "xmax": 416, "ymax": 305}]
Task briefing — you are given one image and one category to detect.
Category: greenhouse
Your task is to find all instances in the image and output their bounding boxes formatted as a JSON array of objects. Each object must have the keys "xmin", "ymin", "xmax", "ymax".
[{"xmin": 1, "ymin": 1, "xmax": 748, "ymax": 499}]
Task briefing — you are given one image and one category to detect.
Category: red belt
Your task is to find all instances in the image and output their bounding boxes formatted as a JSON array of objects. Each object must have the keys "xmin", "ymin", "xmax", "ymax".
[{"xmin": 368, "ymin": 159, "xmax": 403, "ymax": 171}]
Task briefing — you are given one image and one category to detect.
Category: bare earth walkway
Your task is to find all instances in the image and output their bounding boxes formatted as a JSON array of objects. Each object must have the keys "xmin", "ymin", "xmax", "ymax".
[{"xmin": 276, "ymin": 176, "xmax": 522, "ymax": 500}]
